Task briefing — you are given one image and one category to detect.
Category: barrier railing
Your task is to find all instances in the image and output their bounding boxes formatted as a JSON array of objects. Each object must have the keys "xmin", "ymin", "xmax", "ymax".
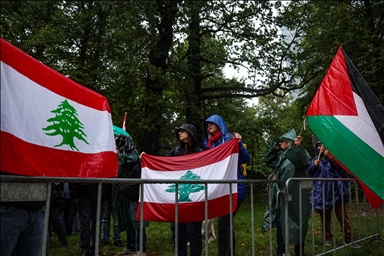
[{"xmin": 1, "ymin": 175, "xmax": 382, "ymax": 256}]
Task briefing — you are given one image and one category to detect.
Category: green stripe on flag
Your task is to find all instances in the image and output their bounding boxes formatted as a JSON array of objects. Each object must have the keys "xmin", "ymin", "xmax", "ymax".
[{"xmin": 307, "ymin": 115, "xmax": 384, "ymax": 200}]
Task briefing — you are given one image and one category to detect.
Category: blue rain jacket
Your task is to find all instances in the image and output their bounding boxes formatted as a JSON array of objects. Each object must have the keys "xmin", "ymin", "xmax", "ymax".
[{"xmin": 203, "ymin": 114, "xmax": 250, "ymax": 200}]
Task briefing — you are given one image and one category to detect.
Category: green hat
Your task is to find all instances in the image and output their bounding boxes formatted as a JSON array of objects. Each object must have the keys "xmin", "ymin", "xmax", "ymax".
[
  {"xmin": 113, "ymin": 125, "xmax": 130, "ymax": 137},
  {"xmin": 279, "ymin": 128, "xmax": 296, "ymax": 142}
]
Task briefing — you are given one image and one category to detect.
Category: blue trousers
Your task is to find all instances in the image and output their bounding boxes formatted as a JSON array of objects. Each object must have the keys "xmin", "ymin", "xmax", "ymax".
[
  {"xmin": 0, "ymin": 205, "xmax": 45, "ymax": 256},
  {"xmin": 101, "ymin": 199, "xmax": 120, "ymax": 242},
  {"xmin": 78, "ymin": 197, "xmax": 101, "ymax": 252}
]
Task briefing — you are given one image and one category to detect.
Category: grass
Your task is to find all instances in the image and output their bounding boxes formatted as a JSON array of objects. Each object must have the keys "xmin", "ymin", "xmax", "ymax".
[{"xmin": 50, "ymin": 198, "xmax": 384, "ymax": 256}]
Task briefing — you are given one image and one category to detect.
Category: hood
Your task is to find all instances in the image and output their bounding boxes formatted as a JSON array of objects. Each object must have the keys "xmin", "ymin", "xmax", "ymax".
[
  {"xmin": 203, "ymin": 114, "xmax": 229, "ymax": 142},
  {"xmin": 278, "ymin": 128, "xmax": 297, "ymax": 143},
  {"xmin": 177, "ymin": 124, "xmax": 198, "ymax": 143},
  {"xmin": 314, "ymin": 140, "xmax": 323, "ymax": 156}
]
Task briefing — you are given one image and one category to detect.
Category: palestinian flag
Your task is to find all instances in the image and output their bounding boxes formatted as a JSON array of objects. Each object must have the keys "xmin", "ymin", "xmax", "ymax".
[
  {"xmin": 1, "ymin": 38, "xmax": 117, "ymax": 178},
  {"xmin": 306, "ymin": 46, "xmax": 384, "ymax": 209},
  {"xmin": 138, "ymin": 139, "xmax": 239, "ymax": 222}
]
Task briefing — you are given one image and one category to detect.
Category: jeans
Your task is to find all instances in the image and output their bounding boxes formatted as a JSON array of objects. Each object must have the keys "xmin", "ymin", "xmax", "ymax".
[
  {"xmin": 101, "ymin": 199, "xmax": 120, "ymax": 242},
  {"xmin": 122, "ymin": 203, "xmax": 146, "ymax": 252},
  {"xmin": 170, "ymin": 221, "xmax": 202, "ymax": 256},
  {"xmin": 78, "ymin": 197, "xmax": 99, "ymax": 252},
  {"xmin": 217, "ymin": 199, "xmax": 243, "ymax": 256},
  {"xmin": 0, "ymin": 205, "xmax": 45, "ymax": 256}
]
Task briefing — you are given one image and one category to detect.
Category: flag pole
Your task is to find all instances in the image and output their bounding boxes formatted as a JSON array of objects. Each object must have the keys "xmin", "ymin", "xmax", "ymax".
[
  {"xmin": 122, "ymin": 112, "xmax": 127, "ymax": 131},
  {"xmin": 317, "ymin": 144, "xmax": 323, "ymax": 160},
  {"xmin": 298, "ymin": 118, "xmax": 306, "ymax": 136}
]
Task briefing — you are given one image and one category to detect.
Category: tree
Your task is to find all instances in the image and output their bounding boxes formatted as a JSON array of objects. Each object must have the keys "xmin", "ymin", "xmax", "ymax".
[
  {"xmin": 43, "ymin": 99, "xmax": 89, "ymax": 151},
  {"xmin": 165, "ymin": 170, "xmax": 205, "ymax": 202},
  {"xmin": 279, "ymin": 0, "xmax": 384, "ymax": 109}
]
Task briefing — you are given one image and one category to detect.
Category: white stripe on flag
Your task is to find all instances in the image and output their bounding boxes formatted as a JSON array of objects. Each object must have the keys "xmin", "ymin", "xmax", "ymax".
[
  {"xmin": 1, "ymin": 62, "xmax": 115, "ymax": 153},
  {"xmin": 335, "ymin": 93, "xmax": 384, "ymax": 156},
  {"xmin": 141, "ymin": 152, "xmax": 238, "ymax": 204}
]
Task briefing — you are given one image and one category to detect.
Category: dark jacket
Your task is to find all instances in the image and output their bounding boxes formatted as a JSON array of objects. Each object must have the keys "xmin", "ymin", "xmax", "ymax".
[
  {"xmin": 113, "ymin": 136, "xmax": 149, "ymax": 231},
  {"xmin": 203, "ymin": 115, "xmax": 250, "ymax": 200}
]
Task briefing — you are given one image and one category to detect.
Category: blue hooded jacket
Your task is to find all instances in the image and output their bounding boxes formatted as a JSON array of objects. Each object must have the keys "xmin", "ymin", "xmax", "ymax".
[
  {"xmin": 307, "ymin": 141, "xmax": 344, "ymax": 210},
  {"xmin": 203, "ymin": 114, "xmax": 250, "ymax": 200}
]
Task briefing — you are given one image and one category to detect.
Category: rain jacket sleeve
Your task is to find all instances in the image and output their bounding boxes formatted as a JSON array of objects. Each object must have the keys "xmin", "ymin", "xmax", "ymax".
[{"xmin": 264, "ymin": 141, "xmax": 281, "ymax": 169}]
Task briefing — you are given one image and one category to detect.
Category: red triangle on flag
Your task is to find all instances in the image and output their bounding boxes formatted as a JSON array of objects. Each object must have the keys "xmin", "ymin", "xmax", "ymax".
[{"xmin": 306, "ymin": 47, "xmax": 358, "ymax": 116}]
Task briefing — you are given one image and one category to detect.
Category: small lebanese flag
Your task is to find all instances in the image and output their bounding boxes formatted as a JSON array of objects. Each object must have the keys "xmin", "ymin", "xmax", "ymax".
[
  {"xmin": 1, "ymin": 38, "xmax": 118, "ymax": 178},
  {"xmin": 138, "ymin": 139, "xmax": 239, "ymax": 222}
]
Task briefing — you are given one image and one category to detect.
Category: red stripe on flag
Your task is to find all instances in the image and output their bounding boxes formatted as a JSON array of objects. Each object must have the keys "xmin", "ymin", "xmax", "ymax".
[
  {"xmin": 333, "ymin": 157, "xmax": 384, "ymax": 209},
  {"xmin": 1, "ymin": 132, "xmax": 118, "ymax": 178},
  {"xmin": 306, "ymin": 46, "xmax": 357, "ymax": 117},
  {"xmin": 137, "ymin": 193, "xmax": 237, "ymax": 222},
  {"xmin": 142, "ymin": 138, "xmax": 239, "ymax": 171},
  {"xmin": 0, "ymin": 38, "xmax": 110, "ymax": 112}
]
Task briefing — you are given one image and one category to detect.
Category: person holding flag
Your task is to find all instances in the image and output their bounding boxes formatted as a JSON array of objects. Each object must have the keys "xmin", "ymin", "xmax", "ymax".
[
  {"xmin": 262, "ymin": 129, "xmax": 311, "ymax": 256},
  {"xmin": 168, "ymin": 124, "xmax": 204, "ymax": 256},
  {"xmin": 203, "ymin": 114, "xmax": 250, "ymax": 256}
]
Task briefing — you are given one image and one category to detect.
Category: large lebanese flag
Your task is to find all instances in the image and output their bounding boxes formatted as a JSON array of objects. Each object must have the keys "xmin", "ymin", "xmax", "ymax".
[
  {"xmin": 138, "ymin": 139, "xmax": 239, "ymax": 222},
  {"xmin": 306, "ymin": 46, "xmax": 384, "ymax": 209},
  {"xmin": 1, "ymin": 38, "xmax": 118, "ymax": 178}
]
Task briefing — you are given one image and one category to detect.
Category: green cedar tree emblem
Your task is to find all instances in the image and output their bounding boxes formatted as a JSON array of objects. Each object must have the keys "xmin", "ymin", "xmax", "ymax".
[
  {"xmin": 43, "ymin": 99, "xmax": 89, "ymax": 151},
  {"xmin": 165, "ymin": 170, "xmax": 205, "ymax": 202}
]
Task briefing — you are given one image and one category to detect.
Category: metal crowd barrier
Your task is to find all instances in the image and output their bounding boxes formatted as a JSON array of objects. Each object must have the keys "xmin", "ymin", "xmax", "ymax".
[{"xmin": 1, "ymin": 175, "xmax": 382, "ymax": 256}]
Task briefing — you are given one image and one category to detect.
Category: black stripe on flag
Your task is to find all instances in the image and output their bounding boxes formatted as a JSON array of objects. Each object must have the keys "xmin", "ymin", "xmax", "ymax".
[{"xmin": 342, "ymin": 49, "xmax": 384, "ymax": 145}]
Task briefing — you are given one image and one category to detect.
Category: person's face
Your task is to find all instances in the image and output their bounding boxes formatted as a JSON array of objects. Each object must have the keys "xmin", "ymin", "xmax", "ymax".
[
  {"xmin": 207, "ymin": 122, "xmax": 219, "ymax": 136},
  {"xmin": 279, "ymin": 140, "xmax": 290, "ymax": 150},
  {"xmin": 178, "ymin": 130, "xmax": 191, "ymax": 143},
  {"xmin": 317, "ymin": 143, "xmax": 325, "ymax": 153},
  {"xmin": 324, "ymin": 148, "xmax": 329, "ymax": 156}
]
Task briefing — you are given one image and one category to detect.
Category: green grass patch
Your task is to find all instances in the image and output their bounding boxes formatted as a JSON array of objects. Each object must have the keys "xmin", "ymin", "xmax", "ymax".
[{"xmin": 50, "ymin": 198, "xmax": 384, "ymax": 255}]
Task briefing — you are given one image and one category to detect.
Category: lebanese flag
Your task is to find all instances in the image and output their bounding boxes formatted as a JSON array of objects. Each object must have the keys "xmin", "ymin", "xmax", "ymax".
[
  {"xmin": 138, "ymin": 139, "xmax": 239, "ymax": 222},
  {"xmin": 306, "ymin": 46, "xmax": 384, "ymax": 209},
  {"xmin": 1, "ymin": 38, "xmax": 118, "ymax": 178}
]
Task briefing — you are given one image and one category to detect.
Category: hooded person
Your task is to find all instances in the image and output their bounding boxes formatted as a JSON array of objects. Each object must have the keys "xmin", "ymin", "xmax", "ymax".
[
  {"xmin": 203, "ymin": 114, "xmax": 250, "ymax": 256},
  {"xmin": 307, "ymin": 141, "xmax": 357, "ymax": 247},
  {"xmin": 113, "ymin": 135, "xmax": 149, "ymax": 256},
  {"xmin": 167, "ymin": 124, "xmax": 202, "ymax": 157},
  {"xmin": 262, "ymin": 128, "xmax": 311, "ymax": 256},
  {"xmin": 167, "ymin": 124, "xmax": 204, "ymax": 256},
  {"xmin": 307, "ymin": 141, "xmax": 341, "ymax": 211}
]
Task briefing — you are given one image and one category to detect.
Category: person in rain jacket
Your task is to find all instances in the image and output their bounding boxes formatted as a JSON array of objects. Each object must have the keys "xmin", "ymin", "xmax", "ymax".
[
  {"xmin": 307, "ymin": 141, "xmax": 356, "ymax": 247},
  {"xmin": 262, "ymin": 129, "xmax": 311, "ymax": 256},
  {"xmin": 203, "ymin": 114, "xmax": 250, "ymax": 256},
  {"xmin": 113, "ymin": 135, "xmax": 149, "ymax": 256},
  {"xmin": 168, "ymin": 124, "xmax": 204, "ymax": 256}
]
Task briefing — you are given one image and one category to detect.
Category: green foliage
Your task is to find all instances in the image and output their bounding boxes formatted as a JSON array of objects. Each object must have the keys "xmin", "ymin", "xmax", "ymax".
[{"xmin": 280, "ymin": 0, "xmax": 384, "ymax": 106}]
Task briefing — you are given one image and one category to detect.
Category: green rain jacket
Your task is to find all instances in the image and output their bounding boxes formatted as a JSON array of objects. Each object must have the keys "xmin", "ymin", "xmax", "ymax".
[
  {"xmin": 113, "ymin": 150, "xmax": 149, "ymax": 232},
  {"xmin": 261, "ymin": 129, "xmax": 311, "ymax": 245}
]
